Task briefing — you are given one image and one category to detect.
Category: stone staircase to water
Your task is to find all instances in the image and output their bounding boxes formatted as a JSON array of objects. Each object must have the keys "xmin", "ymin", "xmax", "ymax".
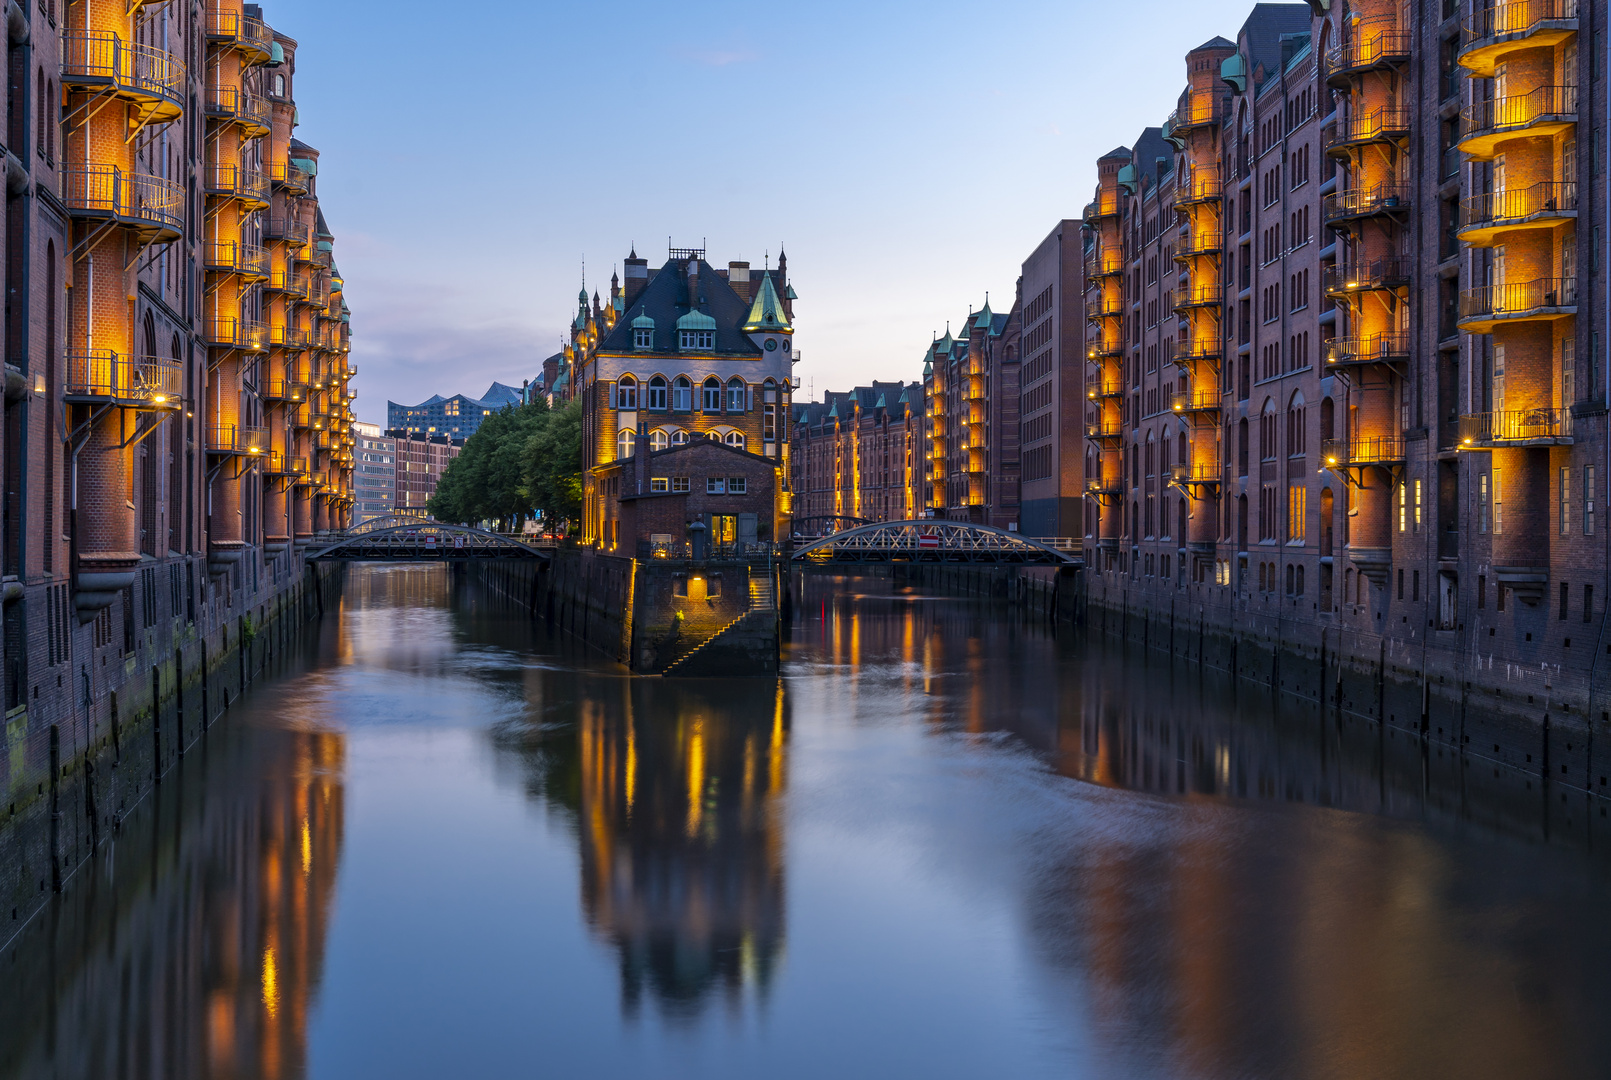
[{"xmin": 659, "ymin": 570, "xmax": 778, "ymax": 677}]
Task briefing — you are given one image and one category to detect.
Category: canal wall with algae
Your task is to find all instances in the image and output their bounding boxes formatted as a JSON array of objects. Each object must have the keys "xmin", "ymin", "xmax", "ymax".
[
  {"xmin": 1081, "ymin": 576, "xmax": 1611, "ymax": 808},
  {"xmin": 0, "ymin": 561, "xmax": 346, "ymax": 952},
  {"xmin": 469, "ymin": 551, "xmax": 780, "ymax": 676}
]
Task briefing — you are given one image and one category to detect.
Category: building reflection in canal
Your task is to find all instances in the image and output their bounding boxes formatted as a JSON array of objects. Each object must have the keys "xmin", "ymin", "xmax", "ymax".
[
  {"xmin": 0, "ymin": 719, "xmax": 344, "ymax": 1080},
  {"xmin": 498, "ymin": 671, "xmax": 789, "ymax": 1021}
]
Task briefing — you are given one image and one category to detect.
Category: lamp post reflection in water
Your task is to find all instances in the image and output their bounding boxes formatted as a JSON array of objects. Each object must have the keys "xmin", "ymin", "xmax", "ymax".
[
  {"xmin": 0, "ymin": 723, "xmax": 345, "ymax": 1080},
  {"xmin": 504, "ymin": 674, "xmax": 789, "ymax": 1021}
]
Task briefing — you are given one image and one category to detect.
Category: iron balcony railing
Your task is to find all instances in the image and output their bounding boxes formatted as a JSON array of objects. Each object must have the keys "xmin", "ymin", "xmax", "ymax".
[
  {"xmin": 1174, "ymin": 231, "xmax": 1221, "ymax": 259},
  {"xmin": 1327, "ymin": 107, "xmax": 1412, "ymax": 152},
  {"xmin": 203, "ymin": 239, "xmax": 268, "ymax": 278},
  {"xmin": 1175, "ymin": 173, "xmax": 1222, "ymax": 205},
  {"xmin": 1086, "ymin": 419, "xmax": 1125, "ymax": 441},
  {"xmin": 1083, "ymin": 193, "xmax": 1120, "ymax": 222},
  {"xmin": 205, "ymin": 163, "xmax": 270, "ymax": 205},
  {"xmin": 270, "ymin": 324, "xmax": 309, "ymax": 349},
  {"xmin": 1462, "ymin": 85, "xmax": 1578, "ymax": 141},
  {"xmin": 1087, "ymin": 380, "xmax": 1123, "ymax": 399},
  {"xmin": 1325, "ymin": 332, "xmax": 1411, "ymax": 366},
  {"xmin": 1463, "ymin": 0, "xmax": 1578, "ymax": 51},
  {"xmin": 60, "ymin": 32, "xmax": 186, "ymax": 116},
  {"xmin": 1166, "ymin": 89, "xmax": 1223, "ymax": 134},
  {"xmin": 1321, "ymin": 435, "xmax": 1406, "ymax": 466},
  {"xmin": 266, "ymin": 160, "xmax": 310, "ymax": 192},
  {"xmin": 1170, "ymin": 463, "xmax": 1222, "ymax": 486},
  {"xmin": 266, "ymin": 379, "xmax": 307, "ymax": 402},
  {"xmin": 1084, "ymin": 250, "xmax": 1124, "ymax": 277},
  {"xmin": 1176, "ymin": 341, "xmax": 1223, "ymax": 365},
  {"xmin": 267, "ymin": 268, "xmax": 311, "ymax": 298},
  {"xmin": 64, "ymin": 352, "xmax": 182, "ymax": 406},
  {"xmin": 207, "ymin": 424, "xmax": 269, "ymax": 455},
  {"xmin": 1174, "ymin": 284, "xmax": 1225, "ymax": 310},
  {"xmin": 265, "ymin": 216, "xmax": 311, "ymax": 244},
  {"xmin": 1086, "ymin": 293, "xmax": 1124, "ymax": 319},
  {"xmin": 1323, "ymin": 182, "xmax": 1413, "ymax": 224},
  {"xmin": 1459, "ymin": 277, "xmax": 1577, "ymax": 321},
  {"xmin": 205, "ymin": 316, "xmax": 270, "ymax": 352},
  {"xmin": 204, "ymin": 85, "xmax": 270, "ymax": 131},
  {"xmin": 1323, "ymin": 257, "xmax": 1413, "ymax": 297},
  {"xmin": 59, "ymin": 166, "xmax": 183, "ymax": 236},
  {"xmin": 1461, "ymin": 180, "xmax": 1577, "ymax": 230},
  {"xmin": 1170, "ymin": 389, "xmax": 1221, "ymax": 414},
  {"xmin": 1458, "ymin": 408, "xmax": 1573, "ymax": 445},
  {"xmin": 1325, "ymin": 27, "xmax": 1411, "ymax": 81},
  {"xmin": 1085, "ymin": 476, "xmax": 1123, "ymax": 496},
  {"xmin": 205, "ymin": 7, "xmax": 273, "ymax": 58},
  {"xmin": 1087, "ymin": 340, "xmax": 1123, "ymax": 359}
]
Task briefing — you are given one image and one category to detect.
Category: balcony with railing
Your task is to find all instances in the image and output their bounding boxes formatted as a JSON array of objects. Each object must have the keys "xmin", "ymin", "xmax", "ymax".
[
  {"xmin": 269, "ymin": 323, "xmax": 309, "ymax": 350},
  {"xmin": 60, "ymin": 166, "xmax": 183, "ymax": 242},
  {"xmin": 61, "ymin": 32, "xmax": 185, "ymax": 128},
  {"xmin": 1323, "ymin": 183, "xmax": 1412, "ymax": 226},
  {"xmin": 1087, "ymin": 339, "xmax": 1123, "ymax": 359},
  {"xmin": 1458, "ymin": 407, "xmax": 1573, "ymax": 447},
  {"xmin": 1321, "ymin": 435, "xmax": 1406, "ymax": 468},
  {"xmin": 1458, "ymin": 276, "xmax": 1577, "ymax": 331},
  {"xmin": 1460, "ymin": 0, "xmax": 1578, "ymax": 76},
  {"xmin": 1459, "ymin": 181, "xmax": 1577, "ymax": 245},
  {"xmin": 1326, "ymin": 107, "xmax": 1412, "ymax": 156},
  {"xmin": 1459, "ymin": 85, "xmax": 1577, "ymax": 158},
  {"xmin": 1170, "ymin": 388, "xmax": 1221, "ymax": 417},
  {"xmin": 1174, "ymin": 172, "xmax": 1222, "ymax": 208},
  {"xmin": 1324, "ymin": 27, "xmax": 1411, "ymax": 85},
  {"xmin": 203, "ymin": 239, "xmax": 268, "ymax": 280},
  {"xmin": 1170, "ymin": 463, "xmax": 1223, "ymax": 489},
  {"xmin": 1087, "ymin": 379, "xmax": 1123, "ymax": 400},
  {"xmin": 1323, "ymin": 257, "xmax": 1413, "ymax": 300},
  {"xmin": 205, "ymin": 316, "xmax": 270, "ymax": 352},
  {"xmin": 207, "ymin": 423, "xmax": 269, "ymax": 456},
  {"xmin": 1173, "ymin": 284, "xmax": 1224, "ymax": 312},
  {"xmin": 1085, "ymin": 249, "xmax": 1124, "ymax": 278},
  {"xmin": 1175, "ymin": 340, "xmax": 1223, "ymax": 367},
  {"xmin": 1173, "ymin": 231, "xmax": 1222, "ymax": 261},
  {"xmin": 203, "ymin": 85, "xmax": 271, "ymax": 136},
  {"xmin": 1164, "ymin": 89, "xmax": 1223, "ymax": 137},
  {"xmin": 265, "ymin": 379, "xmax": 307, "ymax": 403},
  {"xmin": 1324, "ymin": 332, "xmax": 1411, "ymax": 368},
  {"xmin": 266, "ymin": 160, "xmax": 311, "ymax": 194},
  {"xmin": 266, "ymin": 268, "xmax": 312, "ymax": 298},
  {"xmin": 1083, "ymin": 192, "xmax": 1120, "ymax": 223},
  {"xmin": 265, "ymin": 216, "xmax": 312, "ymax": 245},
  {"xmin": 205, "ymin": 7, "xmax": 273, "ymax": 60},
  {"xmin": 1086, "ymin": 291, "xmax": 1124, "ymax": 321},
  {"xmin": 64, "ymin": 352, "xmax": 182, "ymax": 407},
  {"xmin": 1086, "ymin": 419, "xmax": 1125, "ymax": 444},
  {"xmin": 1085, "ymin": 475, "xmax": 1123, "ymax": 498},
  {"xmin": 204, "ymin": 163, "xmax": 270, "ymax": 208}
]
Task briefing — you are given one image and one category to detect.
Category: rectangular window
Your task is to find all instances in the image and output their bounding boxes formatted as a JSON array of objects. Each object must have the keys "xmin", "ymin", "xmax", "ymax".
[
  {"xmin": 672, "ymin": 476, "xmax": 690, "ymax": 493},
  {"xmin": 1561, "ymin": 467, "xmax": 1571, "ymax": 534},
  {"xmin": 706, "ymin": 477, "xmax": 726, "ymax": 494},
  {"xmin": 650, "ymin": 478, "xmax": 669, "ymax": 493},
  {"xmin": 1479, "ymin": 472, "xmax": 1490, "ymax": 533},
  {"xmin": 1492, "ymin": 468, "xmax": 1503, "ymax": 533},
  {"xmin": 1561, "ymin": 581, "xmax": 1570, "ymax": 620},
  {"xmin": 1414, "ymin": 479, "xmax": 1422, "ymax": 532},
  {"xmin": 1287, "ymin": 484, "xmax": 1306, "ymax": 542},
  {"xmin": 634, "ymin": 328, "xmax": 653, "ymax": 349},
  {"xmin": 728, "ymin": 476, "xmax": 748, "ymax": 494},
  {"xmin": 1587, "ymin": 465, "xmax": 1597, "ymax": 534},
  {"xmin": 1399, "ymin": 481, "xmax": 1407, "ymax": 532}
]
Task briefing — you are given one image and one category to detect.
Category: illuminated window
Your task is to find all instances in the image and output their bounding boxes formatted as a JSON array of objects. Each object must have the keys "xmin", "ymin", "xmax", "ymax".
[
  {"xmin": 617, "ymin": 429, "xmax": 635, "ymax": 460},
  {"xmin": 724, "ymin": 431, "xmax": 745, "ymax": 449},
  {"xmin": 671, "ymin": 429, "xmax": 689, "ymax": 446},
  {"xmin": 649, "ymin": 429, "xmax": 669, "ymax": 451},
  {"xmin": 650, "ymin": 478, "xmax": 669, "ymax": 492},
  {"xmin": 1561, "ymin": 467, "xmax": 1571, "ymax": 534},
  {"xmin": 672, "ymin": 476, "xmax": 690, "ymax": 493},
  {"xmin": 1479, "ymin": 472, "xmax": 1489, "ymax": 532},
  {"xmin": 1287, "ymin": 484, "xmax": 1306, "ymax": 542},
  {"xmin": 1492, "ymin": 468, "xmax": 1503, "ymax": 533}
]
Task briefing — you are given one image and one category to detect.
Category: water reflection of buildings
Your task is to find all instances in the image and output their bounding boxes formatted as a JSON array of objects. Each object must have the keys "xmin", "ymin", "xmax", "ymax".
[
  {"xmin": 509, "ymin": 675, "xmax": 788, "ymax": 1020},
  {"xmin": 0, "ymin": 725, "xmax": 345, "ymax": 1079}
]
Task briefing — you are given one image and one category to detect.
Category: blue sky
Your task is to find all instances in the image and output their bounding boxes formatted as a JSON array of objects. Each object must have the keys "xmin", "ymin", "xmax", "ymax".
[{"xmin": 272, "ymin": 0, "xmax": 1261, "ymax": 423}]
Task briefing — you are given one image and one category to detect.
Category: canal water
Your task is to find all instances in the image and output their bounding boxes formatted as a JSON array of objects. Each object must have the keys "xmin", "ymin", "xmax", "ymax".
[{"xmin": 2, "ymin": 564, "xmax": 1609, "ymax": 1079}]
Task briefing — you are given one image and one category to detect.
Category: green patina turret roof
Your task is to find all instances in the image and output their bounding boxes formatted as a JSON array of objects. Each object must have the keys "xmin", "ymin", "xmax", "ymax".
[
  {"xmin": 630, "ymin": 309, "xmax": 656, "ymax": 329},
  {"xmin": 972, "ymin": 299, "xmax": 993, "ymax": 330},
  {"xmin": 741, "ymin": 272, "xmax": 792, "ymax": 333},
  {"xmin": 676, "ymin": 309, "xmax": 717, "ymax": 330}
]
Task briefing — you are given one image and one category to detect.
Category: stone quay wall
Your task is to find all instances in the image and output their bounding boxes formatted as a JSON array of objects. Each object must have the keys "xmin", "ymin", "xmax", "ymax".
[{"xmin": 1, "ymin": 557, "xmax": 345, "ymax": 951}]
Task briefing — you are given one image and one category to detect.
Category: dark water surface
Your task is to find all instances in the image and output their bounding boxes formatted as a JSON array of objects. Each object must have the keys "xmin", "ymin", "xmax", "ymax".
[{"xmin": 3, "ymin": 564, "xmax": 1610, "ymax": 1079}]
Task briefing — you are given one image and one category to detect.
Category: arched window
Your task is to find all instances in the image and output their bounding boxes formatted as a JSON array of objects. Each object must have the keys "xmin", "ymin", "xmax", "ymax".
[
  {"xmin": 35, "ymin": 69, "xmax": 43, "ymax": 157},
  {"xmin": 702, "ymin": 376, "xmax": 722, "ymax": 411},
  {"xmin": 1287, "ymin": 391, "xmax": 1307, "ymax": 457},
  {"xmin": 646, "ymin": 376, "xmax": 667, "ymax": 410},
  {"xmin": 670, "ymin": 429, "xmax": 689, "ymax": 446},
  {"xmin": 724, "ymin": 431, "xmax": 745, "ymax": 449},
  {"xmin": 274, "ymin": 73, "xmax": 286, "ymax": 97},
  {"xmin": 617, "ymin": 429, "xmax": 635, "ymax": 460},
  {"xmin": 46, "ymin": 81, "xmax": 54, "ymax": 161},
  {"xmin": 1237, "ymin": 418, "xmax": 1249, "ymax": 475},
  {"xmin": 672, "ymin": 376, "xmax": 692, "ymax": 411},
  {"xmin": 617, "ymin": 375, "xmax": 637, "ymax": 409},
  {"xmin": 726, "ymin": 377, "xmax": 745, "ymax": 412},
  {"xmin": 1259, "ymin": 398, "xmax": 1277, "ymax": 460},
  {"xmin": 649, "ymin": 429, "xmax": 669, "ymax": 451}
]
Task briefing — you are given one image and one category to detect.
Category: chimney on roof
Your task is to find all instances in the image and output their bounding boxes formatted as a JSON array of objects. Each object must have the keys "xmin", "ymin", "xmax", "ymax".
[
  {"xmin": 624, "ymin": 252, "xmax": 649, "ymax": 306},
  {"xmin": 686, "ymin": 258, "xmax": 700, "ymax": 311},
  {"xmin": 728, "ymin": 261, "xmax": 751, "ymax": 302}
]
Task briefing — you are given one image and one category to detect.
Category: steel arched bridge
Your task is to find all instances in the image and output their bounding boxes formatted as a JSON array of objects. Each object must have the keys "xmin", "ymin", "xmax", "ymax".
[
  {"xmin": 790, "ymin": 520, "xmax": 1080, "ymax": 565},
  {"xmin": 308, "ymin": 523, "xmax": 551, "ymax": 561}
]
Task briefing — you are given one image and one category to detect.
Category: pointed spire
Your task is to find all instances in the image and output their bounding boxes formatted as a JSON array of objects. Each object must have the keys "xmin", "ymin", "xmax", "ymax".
[{"xmin": 742, "ymin": 272, "xmax": 792, "ymax": 333}]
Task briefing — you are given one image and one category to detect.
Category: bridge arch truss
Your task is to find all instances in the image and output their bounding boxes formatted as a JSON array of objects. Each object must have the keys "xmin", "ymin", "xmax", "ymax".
[
  {"xmin": 790, "ymin": 520, "xmax": 1080, "ymax": 565},
  {"xmin": 308, "ymin": 523, "xmax": 551, "ymax": 561}
]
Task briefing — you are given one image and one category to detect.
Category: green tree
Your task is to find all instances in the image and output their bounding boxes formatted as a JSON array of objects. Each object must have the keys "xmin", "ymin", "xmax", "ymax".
[
  {"xmin": 427, "ymin": 399, "xmax": 559, "ymax": 530},
  {"xmin": 524, "ymin": 399, "xmax": 582, "ymax": 531}
]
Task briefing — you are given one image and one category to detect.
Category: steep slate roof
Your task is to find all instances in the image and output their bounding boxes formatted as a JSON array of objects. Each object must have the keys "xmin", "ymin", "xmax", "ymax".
[
  {"xmin": 1240, "ymin": 3, "xmax": 1312, "ymax": 88},
  {"xmin": 1192, "ymin": 34, "xmax": 1237, "ymax": 52},
  {"xmin": 597, "ymin": 258, "xmax": 763, "ymax": 357}
]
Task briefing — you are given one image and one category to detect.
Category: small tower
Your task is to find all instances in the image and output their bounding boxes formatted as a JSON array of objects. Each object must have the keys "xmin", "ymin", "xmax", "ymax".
[{"xmin": 741, "ymin": 272, "xmax": 793, "ymax": 362}]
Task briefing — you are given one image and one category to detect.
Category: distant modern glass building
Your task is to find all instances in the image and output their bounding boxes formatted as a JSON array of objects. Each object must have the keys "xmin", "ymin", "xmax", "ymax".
[
  {"xmin": 352, "ymin": 422, "xmax": 397, "ymax": 522},
  {"xmin": 386, "ymin": 382, "xmax": 524, "ymax": 441}
]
